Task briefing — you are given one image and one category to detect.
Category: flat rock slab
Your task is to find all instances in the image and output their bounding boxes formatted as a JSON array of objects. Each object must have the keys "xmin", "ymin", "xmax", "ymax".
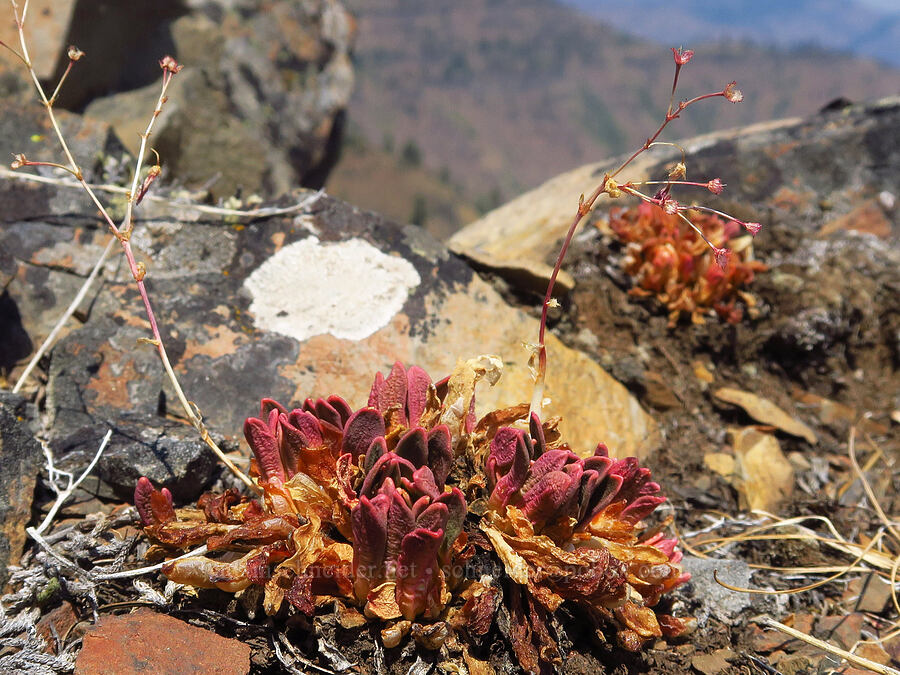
[{"xmin": 75, "ymin": 609, "xmax": 251, "ymax": 675}]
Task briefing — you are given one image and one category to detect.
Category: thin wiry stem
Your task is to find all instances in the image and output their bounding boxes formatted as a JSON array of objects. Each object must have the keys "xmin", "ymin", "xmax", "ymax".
[
  {"xmin": 8, "ymin": 3, "xmax": 257, "ymax": 492},
  {"xmin": 531, "ymin": 67, "xmax": 735, "ymax": 418},
  {"xmin": 33, "ymin": 430, "xmax": 112, "ymax": 537}
]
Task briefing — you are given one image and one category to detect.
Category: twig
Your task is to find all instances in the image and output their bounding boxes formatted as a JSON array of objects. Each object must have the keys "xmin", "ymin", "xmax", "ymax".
[
  {"xmin": 93, "ymin": 545, "xmax": 208, "ymax": 580},
  {"xmin": 12, "ymin": 238, "xmax": 115, "ymax": 393},
  {"xmin": 0, "ymin": 167, "xmax": 325, "ymax": 218},
  {"xmin": 32, "ymin": 430, "xmax": 112, "ymax": 536},
  {"xmin": 763, "ymin": 619, "xmax": 900, "ymax": 675}
]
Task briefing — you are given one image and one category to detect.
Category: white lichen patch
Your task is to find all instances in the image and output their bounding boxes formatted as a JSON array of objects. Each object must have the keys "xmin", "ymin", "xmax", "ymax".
[{"xmin": 244, "ymin": 236, "xmax": 420, "ymax": 342}]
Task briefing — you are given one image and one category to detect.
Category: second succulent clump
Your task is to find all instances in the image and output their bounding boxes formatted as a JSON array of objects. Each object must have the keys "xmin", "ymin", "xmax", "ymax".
[{"xmin": 135, "ymin": 359, "xmax": 690, "ymax": 669}]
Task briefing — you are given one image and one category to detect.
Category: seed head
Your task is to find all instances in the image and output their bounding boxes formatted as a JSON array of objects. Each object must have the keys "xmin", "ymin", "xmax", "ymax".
[
  {"xmin": 706, "ymin": 178, "xmax": 724, "ymax": 194},
  {"xmin": 723, "ymin": 81, "xmax": 743, "ymax": 103}
]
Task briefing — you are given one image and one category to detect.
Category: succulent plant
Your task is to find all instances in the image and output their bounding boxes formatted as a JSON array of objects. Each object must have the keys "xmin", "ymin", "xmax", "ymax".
[
  {"xmin": 609, "ymin": 202, "xmax": 767, "ymax": 326},
  {"xmin": 135, "ymin": 361, "xmax": 478, "ymax": 624},
  {"xmin": 134, "ymin": 359, "xmax": 689, "ymax": 664},
  {"xmin": 478, "ymin": 411, "xmax": 690, "ymax": 666}
]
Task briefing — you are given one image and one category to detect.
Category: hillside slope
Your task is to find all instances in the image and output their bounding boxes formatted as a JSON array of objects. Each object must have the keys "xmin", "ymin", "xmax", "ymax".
[{"xmin": 329, "ymin": 0, "xmax": 900, "ymax": 235}]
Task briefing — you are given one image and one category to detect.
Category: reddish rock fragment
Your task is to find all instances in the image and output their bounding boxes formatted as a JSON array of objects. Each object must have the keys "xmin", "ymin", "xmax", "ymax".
[{"xmin": 75, "ymin": 609, "xmax": 251, "ymax": 674}]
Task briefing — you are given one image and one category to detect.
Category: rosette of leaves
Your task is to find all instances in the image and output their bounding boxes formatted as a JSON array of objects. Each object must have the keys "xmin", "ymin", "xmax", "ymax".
[
  {"xmin": 134, "ymin": 361, "xmax": 488, "ymax": 625},
  {"xmin": 475, "ymin": 412, "xmax": 691, "ymax": 670},
  {"xmin": 610, "ymin": 202, "xmax": 767, "ymax": 326}
]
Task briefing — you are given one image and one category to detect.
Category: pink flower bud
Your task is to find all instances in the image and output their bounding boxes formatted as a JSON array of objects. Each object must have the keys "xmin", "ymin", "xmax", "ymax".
[
  {"xmin": 723, "ymin": 81, "xmax": 743, "ymax": 103},
  {"xmin": 742, "ymin": 221, "xmax": 762, "ymax": 236},
  {"xmin": 713, "ymin": 247, "xmax": 731, "ymax": 270},
  {"xmin": 158, "ymin": 55, "xmax": 183, "ymax": 73},
  {"xmin": 706, "ymin": 178, "xmax": 724, "ymax": 194},
  {"xmin": 671, "ymin": 47, "xmax": 694, "ymax": 66}
]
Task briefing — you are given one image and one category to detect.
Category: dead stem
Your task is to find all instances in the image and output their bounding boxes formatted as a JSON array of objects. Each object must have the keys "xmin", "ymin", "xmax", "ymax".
[{"xmin": 7, "ymin": 2, "xmax": 258, "ymax": 491}]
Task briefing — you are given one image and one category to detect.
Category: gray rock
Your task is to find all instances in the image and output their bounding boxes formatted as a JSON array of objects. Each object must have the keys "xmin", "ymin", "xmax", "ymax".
[
  {"xmin": 679, "ymin": 556, "xmax": 755, "ymax": 625},
  {"xmin": 0, "ymin": 402, "xmax": 43, "ymax": 586},
  {"xmin": 83, "ymin": 0, "xmax": 355, "ymax": 200}
]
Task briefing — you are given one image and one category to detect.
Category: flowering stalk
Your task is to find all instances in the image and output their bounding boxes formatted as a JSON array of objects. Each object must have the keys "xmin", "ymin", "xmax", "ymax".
[
  {"xmin": 531, "ymin": 50, "xmax": 749, "ymax": 418},
  {"xmin": 6, "ymin": 1, "xmax": 256, "ymax": 491}
]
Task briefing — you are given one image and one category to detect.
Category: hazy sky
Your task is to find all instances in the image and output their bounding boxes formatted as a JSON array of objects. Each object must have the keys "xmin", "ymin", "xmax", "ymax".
[{"xmin": 858, "ymin": 0, "xmax": 900, "ymax": 10}]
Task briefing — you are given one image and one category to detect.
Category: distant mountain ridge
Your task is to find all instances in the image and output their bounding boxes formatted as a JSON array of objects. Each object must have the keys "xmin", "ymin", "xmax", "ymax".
[
  {"xmin": 560, "ymin": 0, "xmax": 900, "ymax": 67},
  {"xmin": 330, "ymin": 0, "xmax": 900, "ymax": 235}
]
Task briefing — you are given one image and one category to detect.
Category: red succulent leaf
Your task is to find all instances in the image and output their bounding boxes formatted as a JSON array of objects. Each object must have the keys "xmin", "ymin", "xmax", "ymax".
[
  {"xmin": 520, "ymin": 448, "xmax": 577, "ymax": 496},
  {"xmin": 415, "ymin": 501, "xmax": 449, "ymax": 534},
  {"xmin": 363, "ymin": 436, "xmax": 387, "ymax": 474},
  {"xmin": 395, "ymin": 427, "xmax": 428, "ymax": 466},
  {"xmin": 426, "ymin": 425, "xmax": 453, "ymax": 487},
  {"xmin": 360, "ymin": 453, "xmax": 416, "ymax": 498},
  {"xmin": 244, "ymin": 415, "xmax": 285, "ymax": 482},
  {"xmin": 260, "ymin": 398, "xmax": 287, "ymax": 419},
  {"xmin": 521, "ymin": 470, "xmax": 576, "ymax": 529},
  {"xmin": 326, "ymin": 395, "xmax": 353, "ymax": 426},
  {"xmin": 341, "ymin": 407, "xmax": 386, "ymax": 459},
  {"xmin": 372, "ymin": 361, "xmax": 409, "ymax": 426},
  {"xmin": 286, "ymin": 409, "xmax": 323, "ymax": 447},
  {"xmin": 619, "ymin": 495, "xmax": 667, "ymax": 525},
  {"xmin": 402, "ymin": 465, "xmax": 441, "ymax": 501},
  {"xmin": 435, "ymin": 487, "xmax": 466, "ymax": 555},
  {"xmin": 384, "ymin": 487, "xmax": 415, "ymax": 576},
  {"xmin": 396, "ymin": 527, "xmax": 443, "ymax": 620},
  {"xmin": 406, "ymin": 365, "xmax": 432, "ymax": 427},
  {"xmin": 488, "ymin": 429, "xmax": 531, "ymax": 508},
  {"xmin": 134, "ymin": 476, "xmax": 175, "ymax": 526},
  {"xmin": 351, "ymin": 494, "xmax": 389, "ymax": 600},
  {"xmin": 306, "ymin": 397, "xmax": 343, "ymax": 430}
]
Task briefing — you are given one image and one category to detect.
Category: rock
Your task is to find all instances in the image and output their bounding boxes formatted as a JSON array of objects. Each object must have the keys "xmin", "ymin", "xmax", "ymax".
[
  {"xmin": 730, "ymin": 427, "xmax": 795, "ymax": 512},
  {"xmin": 818, "ymin": 199, "xmax": 892, "ymax": 239},
  {"xmin": 842, "ymin": 574, "xmax": 895, "ymax": 615},
  {"xmin": 691, "ymin": 648, "xmax": 735, "ymax": 675},
  {"xmin": 448, "ymin": 97, "xmax": 899, "ymax": 295},
  {"xmin": 74, "ymin": 608, "xmax": 251, "ymax": 675},
  {"xmin": 0, "ymin": 401, "xmax": 43, "ymax": 587},
  {"xmin": 43, "ymin": 316, "xmax": 219, "ymax": 502},
  {"xmin": 678, "ymin": 557, "xmax": 755, "ymax": 625},
  {"xmin": 5, "ymin": 189, "xmax": 658, "ymax": 506},
  {"xmin": 715, "ymin": 387, "xmax": 817, "ymax": 444},
  {"xmin": 0, "ymin": 1, "xmax": 76, "ymax": 80},
  {"xmin": 83, "ymin": 0, "xmax": 355, "ymax": 200},
  {"xmin": 36, "ymin": 601, "xmax": 79, "ymax": 654}
]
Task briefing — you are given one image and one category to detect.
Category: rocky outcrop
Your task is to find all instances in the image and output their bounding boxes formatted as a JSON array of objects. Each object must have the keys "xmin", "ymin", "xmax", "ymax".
[
  {"xmin": 2, "ymin": 0, "xmax": 355, "ymax": 200},
  {"xmin": 448, "ymin": 97, "xmax": 900, "ymax": 290},
  {"xmin": 1, "ymin": 173, "xmax": 660, "ymax": 501}
]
